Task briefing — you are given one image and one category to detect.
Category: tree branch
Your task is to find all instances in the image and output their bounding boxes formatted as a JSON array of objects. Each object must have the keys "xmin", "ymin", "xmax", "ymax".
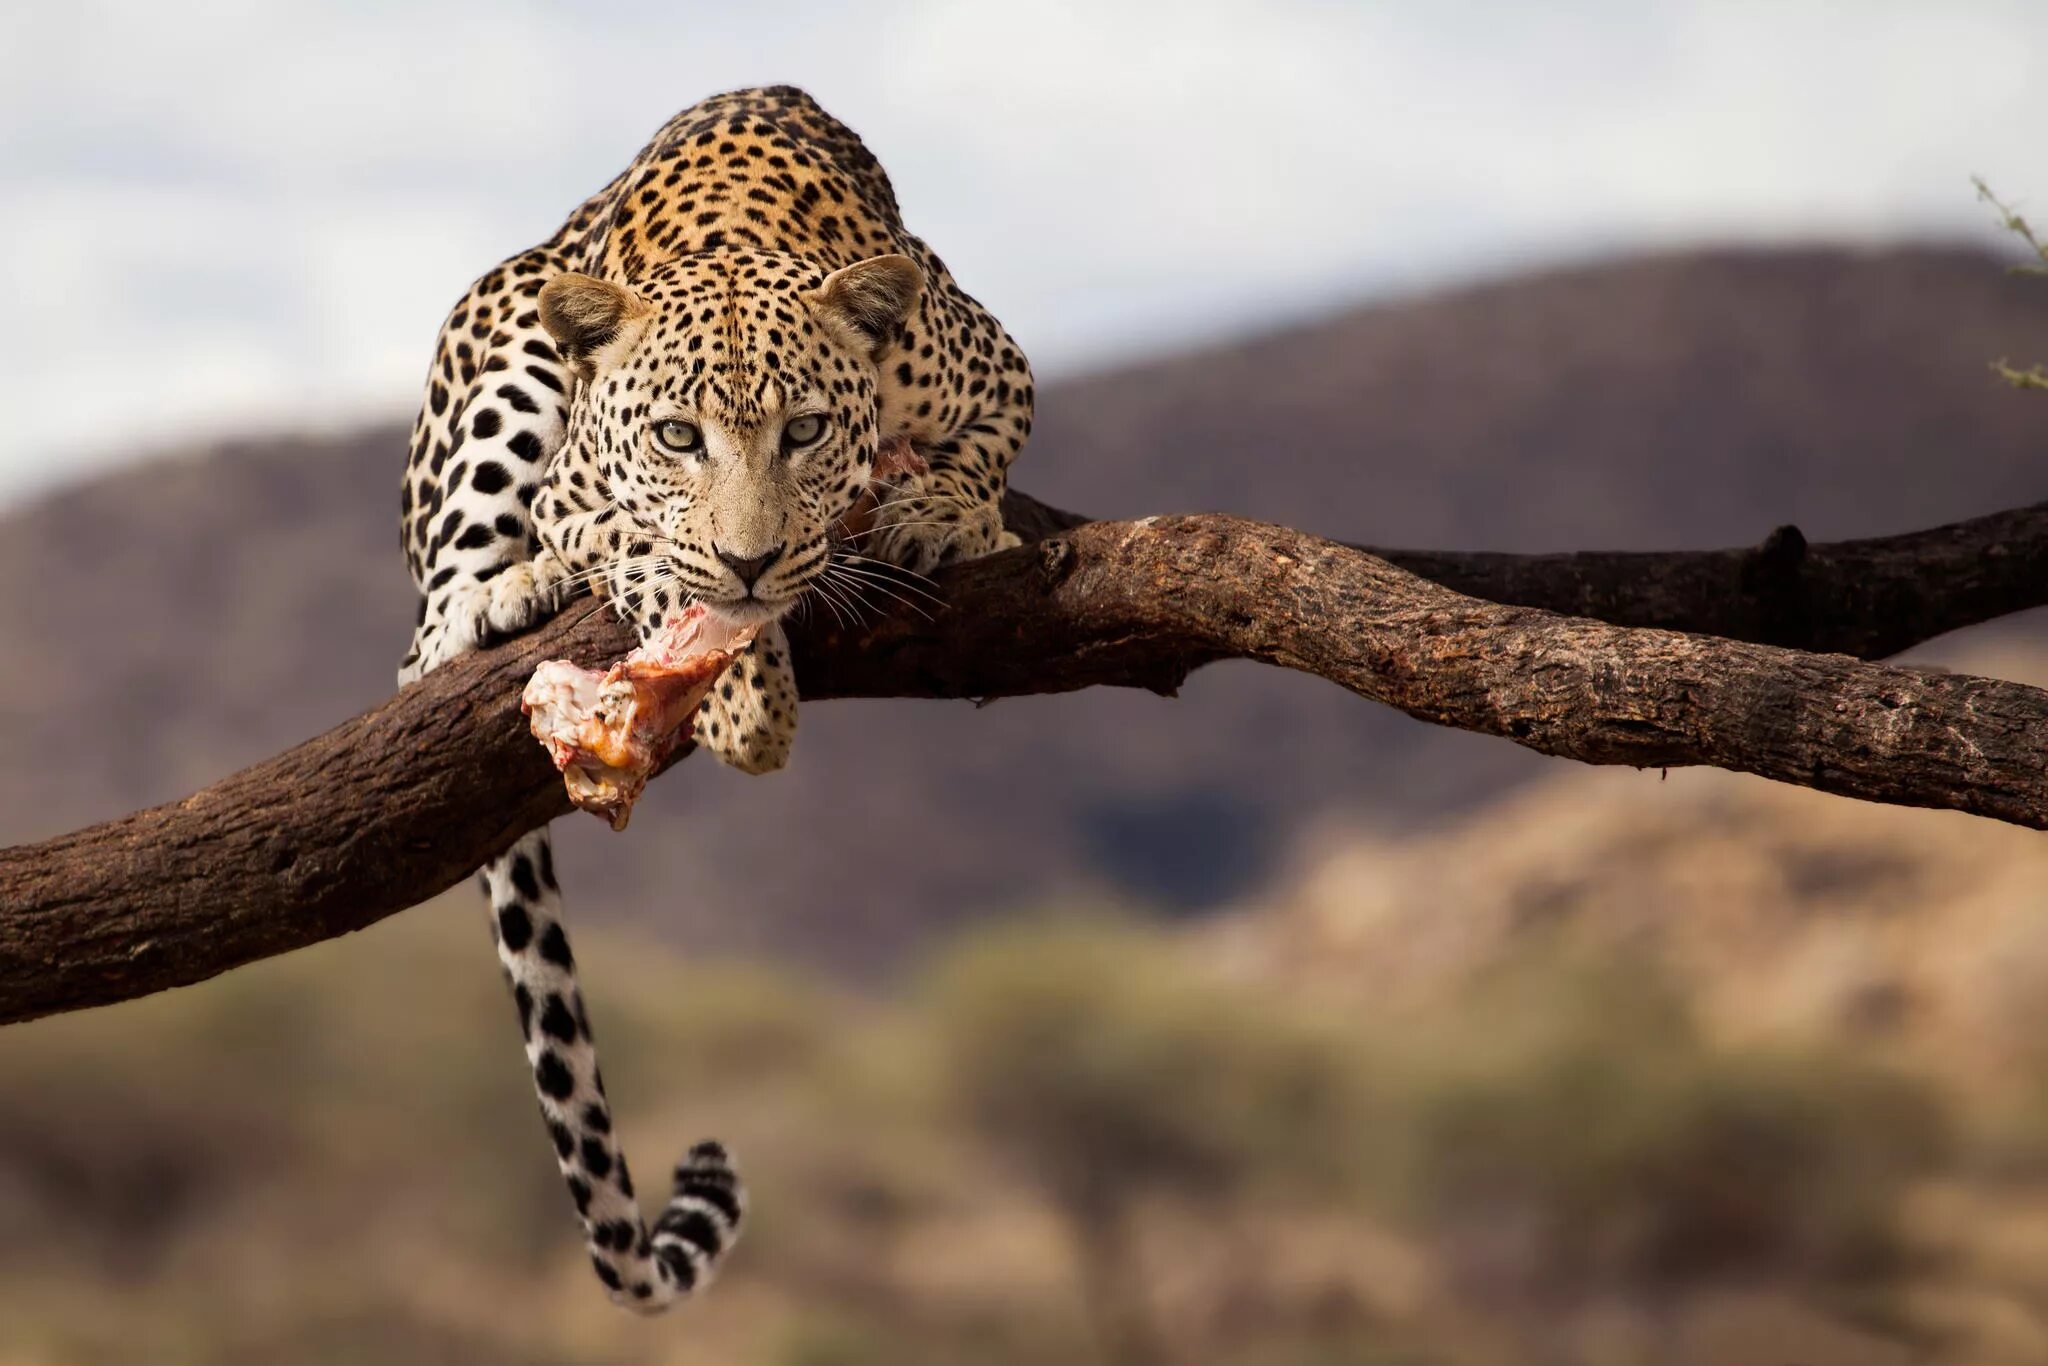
[
  {"xmin": 6, "ymin": 496, "xmax": 2048, "ymax": 1027},
  {"xmin": 1010, "ymin": 493, "xmax": 2048, "ymax": 660}
]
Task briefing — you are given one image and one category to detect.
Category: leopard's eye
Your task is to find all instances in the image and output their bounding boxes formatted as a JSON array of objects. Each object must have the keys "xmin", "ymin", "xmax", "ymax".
[
  {"xmin": 782, "ymin": 413, "xmax": 827, "ymax": 450},
  {"xmin": 653, "ymin": 419, "xmax": 703, "ymax": 454}
]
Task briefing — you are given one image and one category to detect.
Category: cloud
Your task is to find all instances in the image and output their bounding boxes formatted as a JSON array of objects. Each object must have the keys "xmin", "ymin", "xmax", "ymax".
[{"xmin": 1, "ymin": 0, "xmax": 2040, "ymax": 502}]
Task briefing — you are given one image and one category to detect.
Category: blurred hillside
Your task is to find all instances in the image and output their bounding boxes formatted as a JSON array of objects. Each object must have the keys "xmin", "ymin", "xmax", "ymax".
[
  {"xmin": 1216, "ymin": 643, "xmax": 2048, "ymax": 1093},
  {"xmin": 2, "ymin": 244, "xmax": 2045, "ymax": 971},
  {"xmin": 15, "ymin": 735, "xmax": 2048, "ymax": 1364}
]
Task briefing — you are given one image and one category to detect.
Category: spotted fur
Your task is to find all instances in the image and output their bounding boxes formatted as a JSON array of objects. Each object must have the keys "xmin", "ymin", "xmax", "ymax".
[{"xmin": 396, "ymin": 86, "xmax": 1033, "ymax": 1313}]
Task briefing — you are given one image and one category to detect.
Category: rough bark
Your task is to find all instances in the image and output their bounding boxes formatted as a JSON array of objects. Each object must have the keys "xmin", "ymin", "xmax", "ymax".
[
  {"xmin": 5, "ymin": 498, "xmax": 2048, "ymax": 1027},
  {"xmin": 1009, "ymin": 492, "xmax": 2048, "ymax": 659}
]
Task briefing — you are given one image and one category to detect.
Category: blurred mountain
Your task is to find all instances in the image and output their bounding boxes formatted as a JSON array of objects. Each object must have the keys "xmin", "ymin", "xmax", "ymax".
[{"xmin": 2, "ymin": 244, "xmax": 2044, "ymax": 972}]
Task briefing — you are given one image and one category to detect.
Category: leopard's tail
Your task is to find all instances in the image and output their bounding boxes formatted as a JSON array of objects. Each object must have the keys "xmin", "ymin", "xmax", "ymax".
[{"xmin": 483, "ymin": 828, "xmax": 745, "ymax": 1312}]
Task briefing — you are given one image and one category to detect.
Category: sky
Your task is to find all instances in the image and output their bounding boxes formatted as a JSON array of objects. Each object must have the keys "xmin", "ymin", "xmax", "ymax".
[{"xmin": 1, "ymin": 0, "xmax": 2043, "ymax": 506}]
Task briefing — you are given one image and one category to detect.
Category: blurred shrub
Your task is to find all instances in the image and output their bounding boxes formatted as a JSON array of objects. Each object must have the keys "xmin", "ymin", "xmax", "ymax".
[
  {"xmin": 779, "ymin": 1309, "xmax": 1089, "ymax": 1366},
  {"xmin": 927, "ymin": 917, "xmax": 1376, "ymax": 1209},
  {"xmin": 0, "ymin": 901, "xmax": 1981, "ymax": 1365},
  {"xmin": 925, "ymin": 916, "xmax": 1381, "ymax": 1364},
  {"xmin": 1392, "ymin": 955, "xmax": 1949, "ymax": 1306}
]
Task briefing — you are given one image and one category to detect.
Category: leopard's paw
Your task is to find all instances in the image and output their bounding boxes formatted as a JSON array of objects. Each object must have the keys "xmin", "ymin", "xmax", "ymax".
[
  {"xmin": 443, "ymin": 559, "xmax": 569, "ymax": 652},
  {"xmin": 868, "ymin": 497, "xmax": 1011, "ymax": 576},
  {"xmin": 400, "ymin": 558, "xmax": 570, "ymax": 685}
]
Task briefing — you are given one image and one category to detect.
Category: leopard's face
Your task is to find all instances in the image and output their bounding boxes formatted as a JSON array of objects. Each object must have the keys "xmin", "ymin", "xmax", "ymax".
[{"xmin": 542, "ymin": 251, "xmax": 921, "ymax": 625}]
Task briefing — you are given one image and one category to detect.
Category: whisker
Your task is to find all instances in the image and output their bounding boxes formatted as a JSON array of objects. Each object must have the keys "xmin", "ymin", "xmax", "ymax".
[
  {"xmin": 860, "ymin": 493, "xmax": 953, "ymax": 520},
  {"xmin": 829, "ymin": 570, "xmax": 944, "ymax": 615},
  {"xmin": 836, "ymin": 518, "xmax": 956, "ymax": 543},
  {"xmin": 822, "ymin": 560, "xmax": 936, "ymax": 620},
  {"xmin": 834, "ymin": 550, "xmax": 944, "ymax": 597},
  {"xmin": 814, "ymin": 574, "xmax": 884, "ymax": 627},
  {"xmin": 810, "ymin": 574, "xmax": 859, "ymax": 630},
  {"xmin": 556, "ymin": 553, "xmax": 666, "ymax": 594}
]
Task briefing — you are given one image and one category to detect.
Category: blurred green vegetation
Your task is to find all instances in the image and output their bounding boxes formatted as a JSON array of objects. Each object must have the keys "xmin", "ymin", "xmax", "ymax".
[
  {"xmin": 0, "ymin": 899, "xmax": 2039, "ymax": 1365},
  {"xmin": 1385, "ymin": 957, "xmax": 1947, "ymax": 1331}
]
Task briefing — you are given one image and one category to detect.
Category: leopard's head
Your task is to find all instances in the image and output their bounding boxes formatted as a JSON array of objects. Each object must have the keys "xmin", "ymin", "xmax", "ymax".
[{"xmin": 540, "ymin": 249, "xmax": 920, "ymax": 625}]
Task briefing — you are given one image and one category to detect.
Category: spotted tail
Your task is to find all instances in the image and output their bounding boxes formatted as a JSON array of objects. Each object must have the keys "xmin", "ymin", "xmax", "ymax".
[{"xmin": 482, "ymin": 828, "xmax": 745, "ymax": 1311}]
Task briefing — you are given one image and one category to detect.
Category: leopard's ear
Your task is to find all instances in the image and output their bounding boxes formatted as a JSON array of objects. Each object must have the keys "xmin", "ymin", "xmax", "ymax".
[
  {"xmin": 809, "ymin": 254, "xmax": 922, "ymax": 361},
  {"xmin": 538, "ymin": 273, "xmax": 649, "ymax": 379}
]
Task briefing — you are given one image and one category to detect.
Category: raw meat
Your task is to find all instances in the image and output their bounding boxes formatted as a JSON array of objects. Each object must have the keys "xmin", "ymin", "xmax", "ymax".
[{"xmin": 522, "ymin": 606, "xmax": 758, "ymax": 830}]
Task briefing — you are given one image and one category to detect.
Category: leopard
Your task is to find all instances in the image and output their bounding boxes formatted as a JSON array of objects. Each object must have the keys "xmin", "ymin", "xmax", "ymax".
[{"xmin": 394, "ymin": 86, "xmax": 1034, "ymax": 1313}]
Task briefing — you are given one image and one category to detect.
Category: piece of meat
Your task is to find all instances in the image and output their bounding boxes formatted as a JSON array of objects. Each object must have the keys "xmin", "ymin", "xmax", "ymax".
[
  {"xmin": 522, "ymin": 606, "xmax": 758, "ymax": 830},
  {"xmin": 874, "ymin": 433, "xmax": 927, "ymax": 480}
]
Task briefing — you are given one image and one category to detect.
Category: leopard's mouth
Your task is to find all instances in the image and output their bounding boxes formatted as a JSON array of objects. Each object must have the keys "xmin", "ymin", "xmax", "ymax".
[{"xmin": 698, "ymin": 593, "xmax": 796, "ymax": 628}]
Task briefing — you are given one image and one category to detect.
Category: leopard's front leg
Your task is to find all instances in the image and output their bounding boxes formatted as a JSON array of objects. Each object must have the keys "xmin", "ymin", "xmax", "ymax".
[
  {"xmin": 402, "ymin": 550, "xmax": 577, "ymax": 685},
  {"xmin": 398, "ymin": 246, "xmax": 580, "ymax": 685},
  {"xmin": 691, "ymin": 623, "xmax": 797, "ymax": 775}
]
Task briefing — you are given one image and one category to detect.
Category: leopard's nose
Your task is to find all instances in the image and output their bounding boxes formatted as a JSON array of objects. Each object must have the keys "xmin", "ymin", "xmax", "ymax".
[{"xmin": 714, "ymin": 542, "xmax": 785, "ymax": 590}]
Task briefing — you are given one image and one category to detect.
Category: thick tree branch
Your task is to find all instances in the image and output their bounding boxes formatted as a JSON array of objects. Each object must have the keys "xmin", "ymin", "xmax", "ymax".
[
  {"xmin": 1010, "ymin": 493, "xmax": 2048, "ymax": 659},
  {"xmin": 6, "ymin": 497, "xmax": 2048, "ymax": 1027}
]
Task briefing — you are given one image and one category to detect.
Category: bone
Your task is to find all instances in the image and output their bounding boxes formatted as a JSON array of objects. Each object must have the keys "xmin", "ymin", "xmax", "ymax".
[{"xmin": 522, "ymin": 605, "xmax": 758, "ymax": 830}]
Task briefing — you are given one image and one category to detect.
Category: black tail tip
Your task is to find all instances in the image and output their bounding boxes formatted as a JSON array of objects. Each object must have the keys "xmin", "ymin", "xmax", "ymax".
[
  {"xmin": 674, "ymin": 1139, "xmax": 742, "ymax": 1210},
  {"xmin": 676, "ymin": 1140, "xmax": 738, "ymax": 1189},
  {"xmin": 671, "ymin": 1138, "xmax": 746, "ymax": 1229}
]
